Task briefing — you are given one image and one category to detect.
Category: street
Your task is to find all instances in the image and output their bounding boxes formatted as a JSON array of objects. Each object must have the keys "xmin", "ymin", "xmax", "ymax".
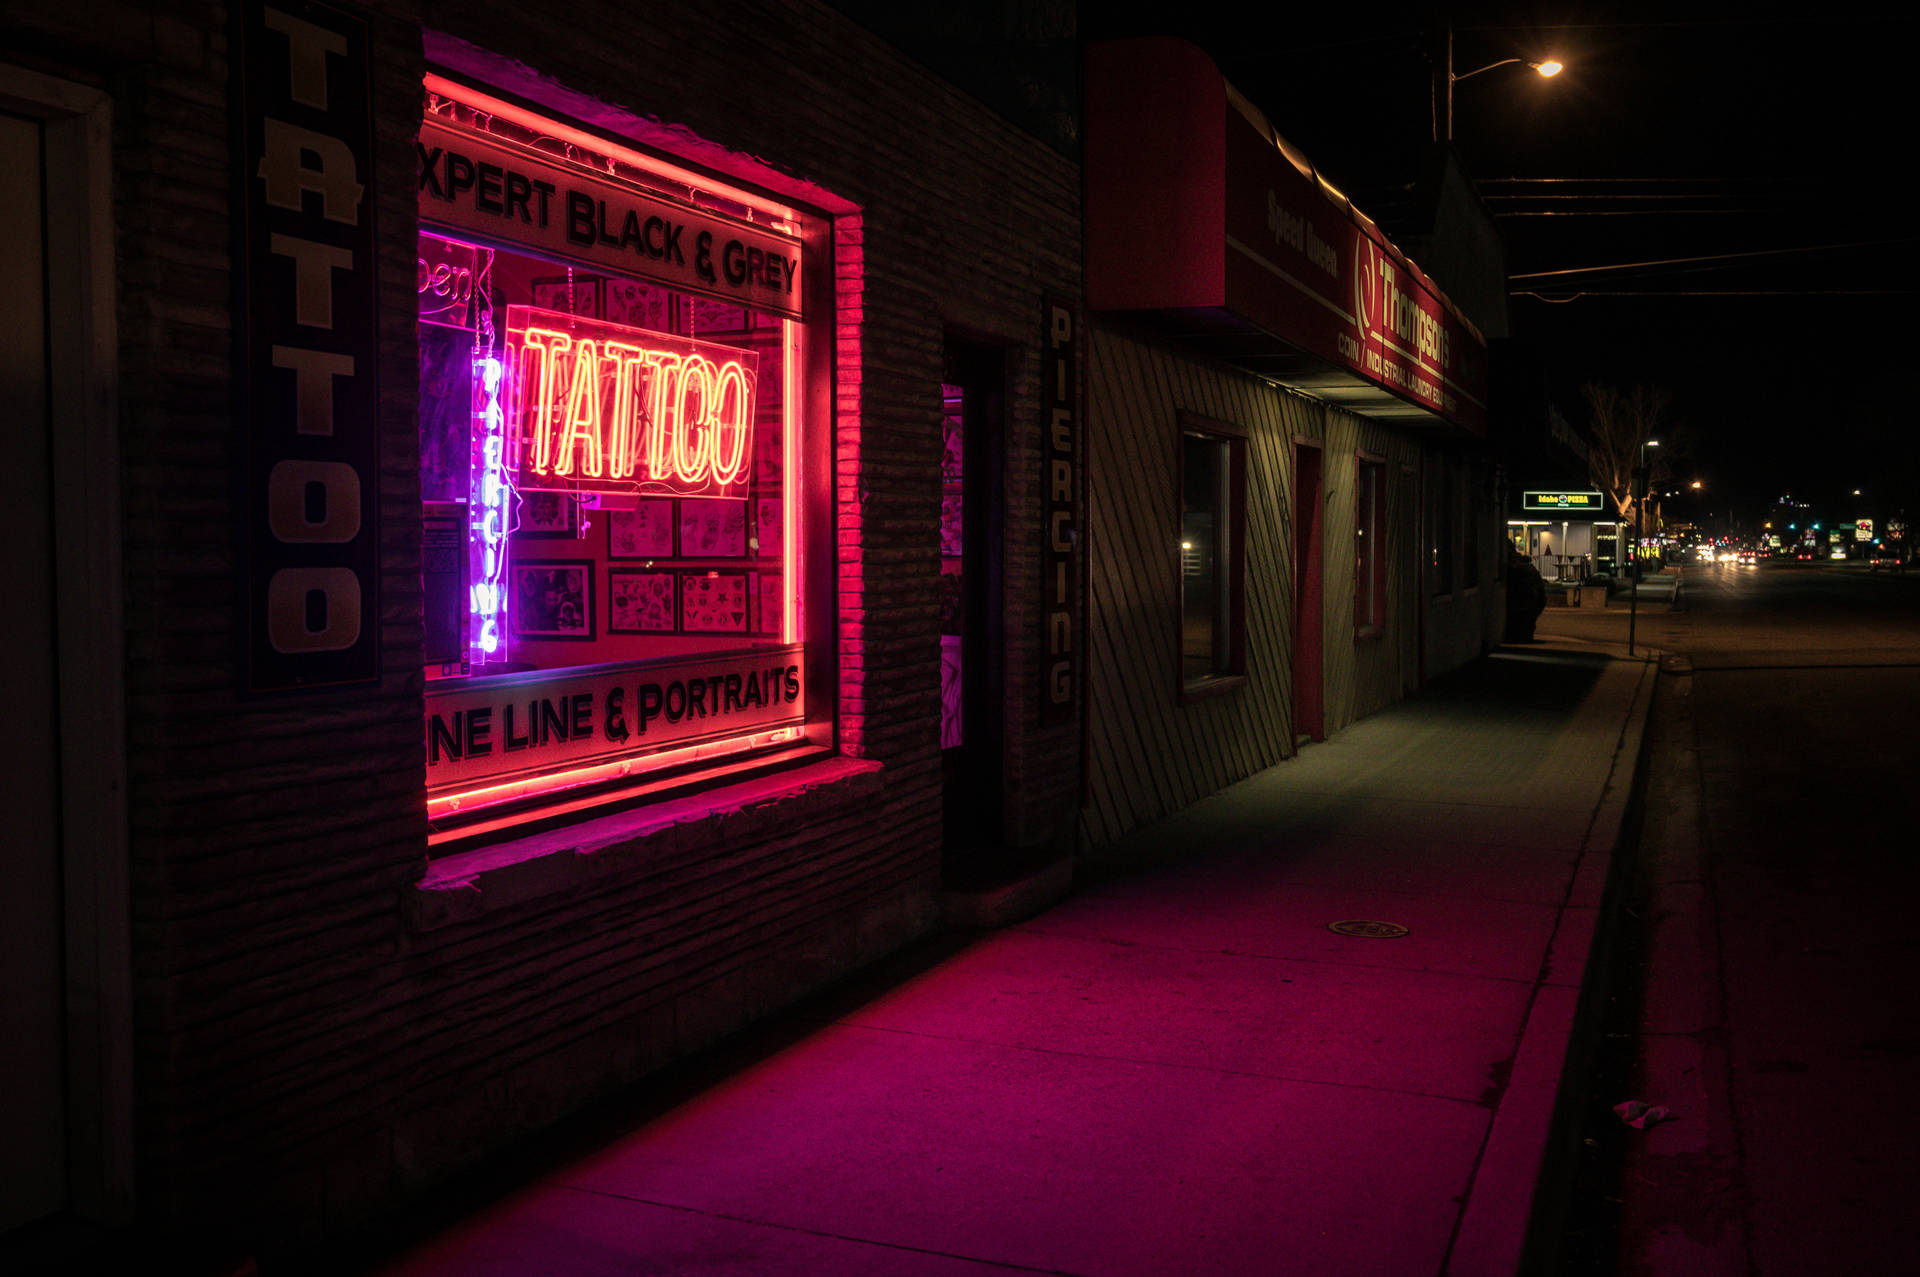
[{"xmin": 1555, "ymin": 560, "xmax": 1920, "ymax": 1275}]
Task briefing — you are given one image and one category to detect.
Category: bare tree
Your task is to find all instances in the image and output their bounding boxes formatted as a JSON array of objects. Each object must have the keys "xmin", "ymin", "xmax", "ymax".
[{"xmin": 1582, "ymin": 383, "xmax": 1673, "ymax": 527}]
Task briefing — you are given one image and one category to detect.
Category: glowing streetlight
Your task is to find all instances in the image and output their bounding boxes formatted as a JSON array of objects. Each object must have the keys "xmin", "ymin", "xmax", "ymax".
[
  {"xmin": 1455, "ymin": 56, "xmax": 1564, "ymax": 82},
  {"xmin": 1435, "ymin": 26, "xmax": 1567, "ymax": 140}
]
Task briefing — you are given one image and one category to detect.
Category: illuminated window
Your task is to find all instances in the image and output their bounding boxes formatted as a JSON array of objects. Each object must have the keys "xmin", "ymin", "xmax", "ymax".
[
  {"xmin": 1355, "ymin": 456, "xmax": 1386, "ymax": 631},
  {"xmin": 416, "ymin": 83, "xmax": 823, "ymax": 840},
  {"xmin": 1180, "ymin": 416, "xmax": 1245, "ymax": 690}
]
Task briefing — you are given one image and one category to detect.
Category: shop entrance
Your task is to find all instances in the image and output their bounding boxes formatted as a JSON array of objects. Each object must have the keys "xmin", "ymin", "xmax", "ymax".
[
  {"xmin": 1292, "ymin": 442, "xmax": 1325, "ymax": 744},
  {"xmin": 939, "ymin": 342, "xmax": 1006, "ymax": 883},
  {"xmin": 1, "ymin": 72, "xmax": 131, "ymax": 1235},
  {"xmin": 1, "ymin": 106, "xmax": 65, "ymax": 1235}
]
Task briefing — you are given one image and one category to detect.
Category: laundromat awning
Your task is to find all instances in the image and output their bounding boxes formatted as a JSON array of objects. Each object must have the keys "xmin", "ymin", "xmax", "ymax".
[{"xmin": 1086, "ymin": 38, "xmax": 1488, "ymax": 438}]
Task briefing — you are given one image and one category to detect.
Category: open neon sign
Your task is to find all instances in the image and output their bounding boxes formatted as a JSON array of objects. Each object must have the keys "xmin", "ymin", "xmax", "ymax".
[
  {"xmin": 505, "ymin": 305, "xmax": 757, "ymax": 498},
  {"xmin": 470, "ymin": 354, "xmax": 509, "ymax": 657}
]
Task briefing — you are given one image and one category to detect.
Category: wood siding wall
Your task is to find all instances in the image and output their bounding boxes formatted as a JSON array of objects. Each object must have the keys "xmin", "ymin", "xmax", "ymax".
[
  {"xmin": 1083, "ymin": 326, "xmax": 1304, "ymax": 848},
  {"xmin": 1082, "ymin": 323, "xmax": 1490, "ymax": 853}
]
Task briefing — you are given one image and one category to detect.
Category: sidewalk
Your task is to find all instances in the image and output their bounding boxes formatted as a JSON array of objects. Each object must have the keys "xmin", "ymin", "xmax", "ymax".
[
  {"xmin": 1530, "ymin": 568, "xmax": 1683, "ymax": 660},
  {"xmin": 348, "ymin": 649, "xmax": 1658, "ymax": 1277}
]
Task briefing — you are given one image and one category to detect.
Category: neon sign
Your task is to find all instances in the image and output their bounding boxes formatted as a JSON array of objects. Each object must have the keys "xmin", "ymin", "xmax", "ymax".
[
  {"xmin": 506, "ymin": 306, "xmax": 757, "ymax": 499},
  {"xmin": 470, "ymin": 354, "xmax": 509, "ymax": 657}
]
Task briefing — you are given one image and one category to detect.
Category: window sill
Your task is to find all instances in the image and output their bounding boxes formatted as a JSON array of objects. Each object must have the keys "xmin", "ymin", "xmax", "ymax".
[
  {"xmin": 1179, "ymin": 673, "xmax": 1247, "ymax": 704},
  {"xmin": 408, "ymin": 755, "xmax": 885, "ymax": 932}
]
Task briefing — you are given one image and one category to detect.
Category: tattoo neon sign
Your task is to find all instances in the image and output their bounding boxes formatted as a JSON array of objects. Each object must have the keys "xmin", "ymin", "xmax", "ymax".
[{"xmin": 505, "ymin": 305, "xmax": 757, "ymax": 498}]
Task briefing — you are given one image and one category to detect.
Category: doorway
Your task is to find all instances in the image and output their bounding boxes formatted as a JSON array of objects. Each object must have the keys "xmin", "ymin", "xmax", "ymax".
[
  {"xmin": 0, "ymin": 68, "xmax": 132, "ymax": 1235},
  {"xmin": 0, "ymin": 103, "xmax": 67, "ymax": 1238},
  {"xmin": 939, "ymin": 342, "xmax": 1006, "ymax": 886},
  {"xmin": 1292, "ymin": 442, "xmax": 1325, "ymax": 744}
]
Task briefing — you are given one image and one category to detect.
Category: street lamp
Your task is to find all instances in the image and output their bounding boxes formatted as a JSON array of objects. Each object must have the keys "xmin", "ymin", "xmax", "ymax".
[{"xmin": 1435, "ymin": 26, "xmax": 1566, "ymax": 141}]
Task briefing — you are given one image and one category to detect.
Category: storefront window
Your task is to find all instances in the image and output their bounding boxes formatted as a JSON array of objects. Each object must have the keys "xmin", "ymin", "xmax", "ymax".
[
  {"xmin": 1180, "ymin": 419, "xmax": 1245, "ymax": 688},
  {"xmin": 416, "ymin": 81, "xmax": 822, "ymax": 839}
]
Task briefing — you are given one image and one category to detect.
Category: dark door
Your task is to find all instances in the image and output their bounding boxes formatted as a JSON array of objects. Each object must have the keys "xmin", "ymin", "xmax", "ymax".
[
  {"xmin": 939, "ymin": 343, "xmax": 1005, "ymax": 884},
  {"xmin": 1, "ymin": 106, "xmax": 66, "ymax": 1233}
]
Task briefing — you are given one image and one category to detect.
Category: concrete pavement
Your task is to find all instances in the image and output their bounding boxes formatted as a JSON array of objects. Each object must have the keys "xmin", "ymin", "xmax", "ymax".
[{"xmin": 343, "ymin": 643, "xmax": 1660, "ymax": 1277}]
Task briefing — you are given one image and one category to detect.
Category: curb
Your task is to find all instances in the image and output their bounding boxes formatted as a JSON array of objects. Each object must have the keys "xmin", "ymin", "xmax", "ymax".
[{"xmin": 1446, "ymin": 655, "xmax": 1661, "ymax": 1275}]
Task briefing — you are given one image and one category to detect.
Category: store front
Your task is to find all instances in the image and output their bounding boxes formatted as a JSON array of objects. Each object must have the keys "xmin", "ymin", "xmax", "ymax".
[
  {"xmin": 1510, "ymin": 489, "xmax": 1619, "ymax": 584},
  {"xmin": 1079, "ymin": 38, "xmax": 1503, "ymax": 847},
  {"xmin": 4, "ymin": 0, "xmax": 1082, "ymax": 1248}
]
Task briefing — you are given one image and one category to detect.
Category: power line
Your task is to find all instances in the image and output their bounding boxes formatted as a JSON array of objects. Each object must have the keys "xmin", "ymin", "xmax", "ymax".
[
  {"xmin": 1514, "ymin": 289, "xmax": 1918, "ymax": 300},
  {"xmin": 1495, "ymin": 210, "xmax": 1797, "ymax": 218},
  {"xmin": 1479, "ymin": 177, "xmax": 1824, "ymax": 184},
  {"xmin": 1508, "ymin": 239, "xmax": 1913, "ymax": 282}
]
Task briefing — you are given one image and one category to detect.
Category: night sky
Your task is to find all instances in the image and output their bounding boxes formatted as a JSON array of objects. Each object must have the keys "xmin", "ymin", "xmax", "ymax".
[{"xmin": 1082, "ymin": 4, "xmax": 1919, "ymax": 530}]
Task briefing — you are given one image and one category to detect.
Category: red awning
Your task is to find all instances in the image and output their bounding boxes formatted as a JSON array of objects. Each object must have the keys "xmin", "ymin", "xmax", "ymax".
[{"xmin": 1086, "ymin": 38, "xmax": 1488, "ymax": 437}]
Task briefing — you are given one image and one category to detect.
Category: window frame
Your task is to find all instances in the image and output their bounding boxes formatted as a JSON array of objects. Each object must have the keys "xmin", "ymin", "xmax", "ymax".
[
  {"xmin": 414, "ymin": 74, "xmax": 841, "ymax": 849},
  {"xmin": 1176, "ymin": 411, "xmax": 1248, "ymax": 702}
]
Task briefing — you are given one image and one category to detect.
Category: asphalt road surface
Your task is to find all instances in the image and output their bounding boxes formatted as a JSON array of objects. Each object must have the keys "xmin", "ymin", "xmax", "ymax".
[{"xmin": 1570, "ymin": 560, "xmax": 1920, "ymax": 1275}]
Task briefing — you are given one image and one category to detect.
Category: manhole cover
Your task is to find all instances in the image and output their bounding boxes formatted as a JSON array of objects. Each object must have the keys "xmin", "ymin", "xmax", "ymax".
[{"xmin": 1327, "ymin": 919, "xmax": 1409, "ymax": 939}]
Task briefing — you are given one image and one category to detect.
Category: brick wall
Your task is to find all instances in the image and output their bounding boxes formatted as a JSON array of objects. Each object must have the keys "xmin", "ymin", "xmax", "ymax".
[{"xmin": 3, "ymin": 0, "xmax": 1079, "ymax": 1246}]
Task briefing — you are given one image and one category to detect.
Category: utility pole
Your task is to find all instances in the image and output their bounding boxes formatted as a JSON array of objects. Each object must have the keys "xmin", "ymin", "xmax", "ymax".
[{"xmin": 1628, "ymin": 461, "xmax": 1648, "ymax": 656}]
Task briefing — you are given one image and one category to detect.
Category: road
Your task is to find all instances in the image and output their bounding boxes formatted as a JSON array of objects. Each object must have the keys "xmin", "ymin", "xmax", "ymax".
[{"xmin": 1557, "ymin": 559, "xmax": 1920, "ymax": 1275}]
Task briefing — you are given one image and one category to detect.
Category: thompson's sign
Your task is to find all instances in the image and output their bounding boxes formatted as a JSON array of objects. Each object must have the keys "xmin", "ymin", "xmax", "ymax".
[
  {"xmin": 237, "ymin": 0, "xmax": 382, "ymax": 690},
  {"xmin": 1223, "ymin": 110, "xmax": 1486, "ymax": 431},
  {"xmin": 425, "ymin": 645, "xmax": 805, "ymax": 794},
  {"xmin": 418, "ymin": 115, "xmax": 802, "ymax": 321},
  {"xmin": 1084, "ymin": 40, "xmax": 1487, "ymax": 435},
  {"xmin": 1523, "ymin": 490, "xmax": 1605, "ymax": 512}
]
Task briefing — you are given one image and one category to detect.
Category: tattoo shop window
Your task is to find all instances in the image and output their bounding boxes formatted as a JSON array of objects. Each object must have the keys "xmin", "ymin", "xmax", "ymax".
[
  {"xmin": 414, "ymin": 80, "xmax": 825, "ymax": 843},
  {"xmin": 1179, "ymin": 416, "xmax": 1245, "ymax": 692},
  {"xmin": 1355, "ymin": 456, "xmax": 1386, "ymax": 632}
]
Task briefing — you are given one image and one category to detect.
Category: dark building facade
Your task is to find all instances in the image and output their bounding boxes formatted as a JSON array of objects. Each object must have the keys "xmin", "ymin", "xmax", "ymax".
[{"xmin": 5, "ymin": 6, "xmax": 1503, "ymax": 1261}]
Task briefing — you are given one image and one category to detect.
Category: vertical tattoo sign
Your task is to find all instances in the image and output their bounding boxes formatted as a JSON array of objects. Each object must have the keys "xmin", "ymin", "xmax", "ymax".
[
  {"xmin": 237, "ymin": 0, "xmax": 381, "ymax": 690},
  {"xmin": 1041, "ymin": 296, "xmax": 1079, "ymax": 725}
]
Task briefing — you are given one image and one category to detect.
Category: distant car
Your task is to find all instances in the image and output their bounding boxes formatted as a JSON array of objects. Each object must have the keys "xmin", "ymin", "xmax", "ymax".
[
  {"xmin": 1738, "ymin": 549, "xmax": 1760, "ymax": 566},
  {"xmin": 1868, "ymin": 547, "xmax": 1907, "ymax": 573},
  {"xmin": 1794, "ymin": 547, "xmax": 1817, "ymax": 561}
]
